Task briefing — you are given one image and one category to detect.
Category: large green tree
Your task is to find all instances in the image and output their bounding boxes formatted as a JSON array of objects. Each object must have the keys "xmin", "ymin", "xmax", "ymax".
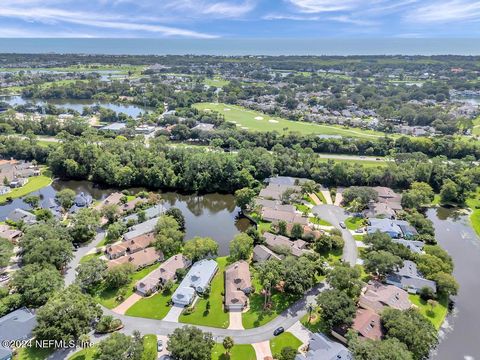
[
  {"xmin": 183, "ymin": 236, "xmax": 218, "ymax": 261},
  {"xmin": 75, "ymin": 257, "xmax": 107, "ymax": 292},
  {"xmin": 326, "ymin": 264, "xmax": 363, "ymax": 298},
  {"xmin": 33, "ymin": 286, "xmax": 102, "ymax": 342},
  {"xmin": 69, "ymin": 208, "xmax": 100, "ymax": 244},
  {"xmin": 316, "ymin": 289, "xmax": 356, "ymax": 330},
  {"xmin": 167, "ymin": 326, "xmax": 215, "ymax": 360},
  {"xmin": 229, "ymin": 233, "xmax": 254, "ymax": 261},
  {"xmin": 11, "ymin": 263, "xmax": 63, "ymax": 307},
  {"xmin": 154, "ymin": 215, "xmax": 184, "ymax": 257},
  {"xmin": 96, "ymin": 331, "xmax": 143, "ymax": 360},
  {"xmin": 363, "ymin": 250, "xmax": 403, "ymax": 277}
]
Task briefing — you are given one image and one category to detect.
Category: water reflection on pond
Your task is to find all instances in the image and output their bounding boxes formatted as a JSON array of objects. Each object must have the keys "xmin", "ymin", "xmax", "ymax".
[
  {"xmin": 427, "ymin": 207, "xmax": 480, "ymax": 359},
  {"xmin": 0, "ymin": 180, "xmax": 249, "ymax": 256}
]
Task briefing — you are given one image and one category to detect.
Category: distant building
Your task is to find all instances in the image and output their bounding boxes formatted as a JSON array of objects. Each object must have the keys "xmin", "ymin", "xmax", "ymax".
[
  {"xmin": 122, "ymin": 205, "xmax": 165, "ymax": 224},
  {"xmin": 261, "ymin": 207, "xmax": 308, "ymax": 225},
  {"xmin": 9, "ymin": 178, "xmax": 28, "ymax": 188},
  {"xmin": 386, "ymin": 260, "xmax": 436, "ymax": 294},
  {"xmin": 192, "ymin": 123, "xmax": 215, "ymax": 132},
  {"xmin": 333, "ymin": 308, "xmax": 384, "ymax": 344},
  {"xmin": 0, "ymin": 186, "xmax": 10, "ymax": 195},
  {"xmin": 0, "ymin": 225, "xmax": 22, "ymax": 243},
  {"xmin": 367, "ymin": 218, "xmax": 417, "ymax": 239},
  {"xmin": 100, "ymin": 122, "xmax": 127, "ymax": 132},
  {"xmin": 123, "ymin": 217, "xmax": 160, "ymax": 241},
  {"xmin": 172, "ymin": 259, "xmax": 218, "ymax": 306},
  {"xmin": 69, "ymin": 192, "xmax": 93, "ymax": 214}
]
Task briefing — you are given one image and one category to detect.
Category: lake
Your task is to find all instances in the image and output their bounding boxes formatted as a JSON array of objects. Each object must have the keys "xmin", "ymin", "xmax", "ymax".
[
  {"xmin": 428, "ymin": 207, "xmax": 480, "ymax": 359},
  {"xmin": 0, "ymin": 95, "xmax": 152, "ymax": 118},
  {"xmin": 0, "ymin": 180, "xmax": 250, "ymax": 256}
]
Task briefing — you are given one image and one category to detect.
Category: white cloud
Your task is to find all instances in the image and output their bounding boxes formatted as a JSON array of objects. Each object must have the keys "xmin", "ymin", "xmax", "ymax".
[
  {"xmin": 0, "ymin": 5, "xmax": 218, "ymax": 38},
  {"xmin": 287, "ymin": 0, "xmax": 363, "ymax": 13},
  {"xmin": 263, "ymin": 13, "xmax": 321, "ymax": 20},
  {"xmin": 163, "ymin": 0, "xmax": 255, "ymax": 18},
  {"xmin": 406, "ymin": 0, "xmax": 480, "ymax": 23}
]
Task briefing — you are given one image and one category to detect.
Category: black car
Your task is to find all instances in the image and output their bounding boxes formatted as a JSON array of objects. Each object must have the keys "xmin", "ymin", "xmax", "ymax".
[{"xmin": 273, "ymin": 327, "xmax": 285, "ymax": 336}]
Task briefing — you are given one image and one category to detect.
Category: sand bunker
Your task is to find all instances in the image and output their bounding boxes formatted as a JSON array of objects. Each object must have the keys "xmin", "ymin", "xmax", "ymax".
[
  {"xmin": 254, "ymin": 116, "xmax": 264, "ymax": 120},
  {"xmin": 203, "ymin": 108, "xmax": 211, "ymax": 112},
  {"xmin": 224, "ymin": 108, "xmax": 231, "ymax": 111},
  {"xmin": 241, "ymin": 127, "xmax": 249, "ymax": 130},
  {"xmin": 268, "ymin": 119, "xmax": 279, "ymax": 123}
]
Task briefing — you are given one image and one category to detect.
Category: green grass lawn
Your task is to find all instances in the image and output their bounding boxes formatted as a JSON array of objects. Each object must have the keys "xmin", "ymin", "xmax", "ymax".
[
  {"xmin": 317, "ymin": 157, "xmax": 388, "ymax": 168},
  {"xmin": 466, "ymin": 187, "xmax": 480, "ymax": 237},
  {"xmin": 179, "ymin": 257, "xmax": 229, "ymax": 328},
  {"xmin": 309, "ymin": 216, "xmax": 332, "ymax": 226},
  {"xmin": 257, "ymin": 220, "xmax": 273, "ymax": 234},
  {"xmin": 204, "ymin": 77, "xmax": 230, "ymax": 87},
  {"xmin": 472, "ymin": 116, "xmax": 480, "ymax": 136},
  {"xmin": 353, "ymin": 235, "xmax": 365, "ymax": 241},
  {"xmin": 141, "ymin": 334, "xmax": 158, "ymax": 360},
  {"xmin": 79, "ymin": 252, "xmax": 102, "ymax": 264},
  {"xmin": 242, "ymin": 270, "xmax": 301, "ymax": 329},
  {"xmin": 68, "ymin": 347, "xmax": 97, "ymax": 360},
  {"xmin": 14, "ymin": 347, "xmax": 54, "ymax": 360},
  {"xmin": 315, "ymin": 191, "xmax": 327, "ymax": 204},
  {"xmin": 125, "ymin": 284, "xmax": 178, "ymax": 320},
  {"xmin": 211, "ymin": 343, "xmax": 256, "ymax": 360},
  {"xmin": 194, "ymin": 103, "xmax": 388, "ymax": 139},
  {"xmin": 345, "ymin": 216, "xmax": 364, "ymax": 230},
  {"xmin": 0, "ymin": 175, "xmax": 52, "ymax": 204},
  {"xmin": 409, "ymin": 294, "xmax": 448, "ymax": 330},
  {"xmin": 295, "ymin": 203, "xmax": 310, "ymax": 214},
  {"xmin": 270, "ymin": 332, "xmax": 302, "ymax": 355},
  {"xmin": 300, "ymin": 309, "xmax": 327, "ymax": 333},
  {"xmin": 93, "ymin": 263, "xmax": 161, "ymax": 309}
]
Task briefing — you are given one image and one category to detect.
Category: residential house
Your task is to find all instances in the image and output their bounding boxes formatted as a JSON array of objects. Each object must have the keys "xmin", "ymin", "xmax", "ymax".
[
  {"xmin": 373, "ymin": 186, "xmax": 402, "ymax": 213},
  {"xmin": 95, "ymin": 192, "xmax": 123, "ymax": 210},
  {"xmin": 363, "ymin": 202, "xmax": 396, "ymax": 219},
  {"xmin": 333, "ymin": 308, "xmax": 384, "ymax": 344},
  {"xmin": 264, "ymin": 232, "xmax": 309, "ymax": 257},
  {"xmin": 7, "ymin": 209, "xmax": 36, "ymax": 225},
  {"xmin": 69, "ymin": 192, "xmax": 93, "ymax": 214},
  {"xmin": 126, "ymin": 232, "xmax": 155, "ymax": 253},
  {"xmin": 392, "ymin": 239, "xmax": 424, "ymax": 254},
  {"xmin": 259, "ymin": 183, "xmax": 301, "ymax": 201},
  {"xmin": 122, "ymin": 205, "xmax": 164, "ymax": 224},
  {"xmin": 172, "ymin": 259, "xmax": 218, "ymax": 306},
  {"xmin": 10, "ymin": 178, "xmax": 28, "ymax": 188},
  {"xmin": 358, "ymin": 282, "xmax": 412, "ymax": 313},
  {"xmin": 255, "ymin": 199, "xmax": 296, "ymax": 213},
  {"xmin": 261, "ymin": 208, "xmax": 308, "ymax": 225},
  {"xmin": 386, "ymin": 260, "xmax": 437, "ymax": 294},
  {"xmin": 120, "ymin": 198, "xmax": 145, "ymax": 214},
  {"xmin": 0, "ymin": 225, "xmax": 22, "ymax": 243},
  {"xmin": 0, "ymin": 186, "xmax": 10, "ymax": 195},
  {"xmin": 253, "ymin": 245, "xmax": 282, "ymax": 262},
  {"xmin": 107, "ymin": 247, "xmax": 163, "ymax": 270},
  {"xmin": 123, "ymin": 217, "xmax": 160, "ymax": 241},
  {"xmin": 135, "ymin": 254, "xmax": 191, "ymax": 296},
  {"xmin": 192, "ymin": 123, "xmax": 215, "ymax": 132},
  {"xmin": 0, "ymin": 308, "xmax": 36, "ymax": 360},
  {"xmin": 367, "ymin": 218, "xmax": 403, "ymax": 238},
  {"xmin": 224, "ymin": 260, "xmax": 252, "ymax": 311},
  {"xmin": 100, "ymin": 122, "xmax": 127, "ymax": 132},
  {"xmin": 295, "ymin": 333, "xmax": 352, "ymax": 360},
  {"xmin": 105, "ymin": 243, "xmax": 128, "ymax": 260}
]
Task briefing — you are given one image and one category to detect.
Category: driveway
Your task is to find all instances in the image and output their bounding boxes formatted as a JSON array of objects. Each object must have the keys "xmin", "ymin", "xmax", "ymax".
[
  {"xmin": 228, "ymin": 310, "xmax": 244, "ymax": 330},
  {"xmin": 156, "ymin": 335, "xmax": 169, "ymax": 358},
  {"xmin": 113, "ymin": 293, "xmax": 142, "ymax": 315},
  {"xmin": 252, "ymin": 341, "xmax": 272, "ymax": 360},
  {"xmin": 100, "ymin": 283, "xmax": 327, "ymax": 344},
  {"xmin": 64, "ymin": 230, "xmax": 106, "ymax": 286},
  {"xmin": 311, "ymin": 204, "xmax": 357, "ymax": 266},
  {"xmin": 319, "ymin": 188, "xmax": 333, "ymax": 205},
  {"xmin": 287, "ymin": 321, "xmax": 312, "ymax": 350},
  {"xmin": 163, "ymin": 305, "xmax": 184, "ymax": 322}
]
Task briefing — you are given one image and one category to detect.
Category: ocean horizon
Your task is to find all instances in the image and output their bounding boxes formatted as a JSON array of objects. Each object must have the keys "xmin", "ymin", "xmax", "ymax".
[{"xmin": 0, "ymin": 38, "xmax": 479, "ymax": 56}]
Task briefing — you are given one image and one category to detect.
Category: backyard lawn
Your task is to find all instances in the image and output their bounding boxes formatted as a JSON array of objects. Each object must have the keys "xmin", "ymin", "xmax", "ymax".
[
  {"xmin": 125, "ymin": 284, "xmax": 179, "ymax": 320},
  {"xmin": 242, "ymin": 271, "xmax": 301, "ymax": 329},
  {"xmin": 270, "ymin": 332, "xmax": 302, "ymax": 355},
  {"xmin": 179, "ymin": 257, "xmax": 230, "ymax": 328},
  {"xmin": 93, "ymin": 263, "xmax": 161, "ymax": 309},
  {"xmin": 68, "ymin": 347, "xmax": 97, "ymax": 360},
  {"xmin": 309, "ymin": 216, "xmax": 332, "ymax": 226},
  {"xmin": 211, "ymin": 344, "xmax": 256, "ymax": 360},
  {"xmin": 466, "ymin": 187, "xmax": 480, "ymax": 237},
  {"xmin": 194, "ymin": 103, "xmax": 387, "ymax": 139},
  {"xmin": 409, "ymin": 294, "xmax": 448, "ymax": 330},
  {"xmin": 0, "ymin": 175, "xmax": 52, "ymax": 204},
  {"xmin": 204, "ymin": 77, "xmax": 230, "ymax": 87},
  {"xmin": 300, "ymin": 310, "xmax": 326, "ymax": 333},
  {"xmin": 345, "ymin": 216, "xmax": 364, "ymax": 230}
]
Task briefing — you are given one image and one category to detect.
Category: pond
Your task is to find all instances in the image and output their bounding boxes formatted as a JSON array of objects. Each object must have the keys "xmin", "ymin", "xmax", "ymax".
[
  {"xmin": 0, "ymin": 180, "xmax": 250, "ymax": 256},
  {"xmin": 427, "ymin": 207, "xmax": 480, "ymax": 359},
  {"xmin": 0, "ymin": 95, "xmax": 152, "ymax": 118}
]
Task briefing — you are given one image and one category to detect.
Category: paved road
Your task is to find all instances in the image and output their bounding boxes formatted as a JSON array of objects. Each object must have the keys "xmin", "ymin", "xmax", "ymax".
[
  {"xmin": 49, "ymin": 283, "xmax": 326, "ymax": 359},
  {"xmin": 311, "ymin": 204, "xmax": 357, "ymax": 266},
  {"xmin": 64, "ymin": 230, "xmax": 105, "ymax": 286}
]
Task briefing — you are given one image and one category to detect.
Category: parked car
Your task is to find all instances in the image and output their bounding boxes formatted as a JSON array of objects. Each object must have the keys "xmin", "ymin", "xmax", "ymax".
[
  {"xmin": 339, "ymin": 222, "xmax": 346, "ymax": 229},
  {"xmin": 355, "ymin": 228, "xmax": 363, "ymax": 233},
  {"xmin": 273, "ymin": 327, "xmax": 285, "ymax": 336},
  {"xmin": 157, "ymin": 340, "xmax": 163, "ymax": 352}
]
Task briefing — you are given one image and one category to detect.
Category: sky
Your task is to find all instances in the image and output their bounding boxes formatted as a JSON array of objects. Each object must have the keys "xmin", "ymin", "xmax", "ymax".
[{"xmin": 0, "ymin": 0, "xmax": 480, "ymax": 39}]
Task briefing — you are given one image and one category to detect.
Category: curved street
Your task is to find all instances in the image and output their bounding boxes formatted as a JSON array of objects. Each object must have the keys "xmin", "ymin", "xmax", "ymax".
[{"xmin": 311, "ymin": 204, "xmax": 357, "ymax": 266}]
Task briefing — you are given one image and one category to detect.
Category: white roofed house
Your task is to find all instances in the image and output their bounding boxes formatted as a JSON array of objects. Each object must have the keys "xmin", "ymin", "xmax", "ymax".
[{"xmin": 171, "ymin": 259, "xmax": 218, "ymax": 307}]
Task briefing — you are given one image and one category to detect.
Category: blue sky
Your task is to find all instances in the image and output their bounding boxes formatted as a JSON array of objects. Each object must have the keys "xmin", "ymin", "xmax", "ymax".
[{"xmin": 0, "ymin": 0, "xmax": 480, "ymax": 38}]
